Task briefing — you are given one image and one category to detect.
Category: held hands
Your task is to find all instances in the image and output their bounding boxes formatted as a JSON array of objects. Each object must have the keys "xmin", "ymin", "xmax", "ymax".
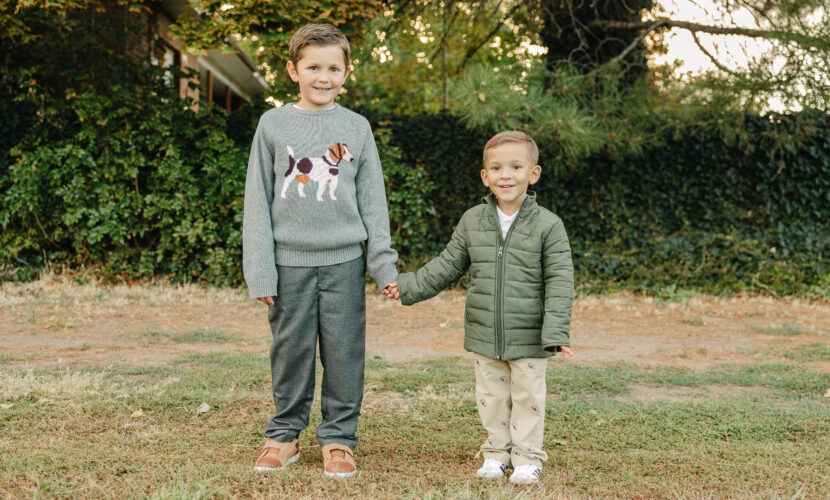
[
  {"xmin": 382, "ymin": 282, "xmax": 400, "ymax": 300},
  {"xmin": 257, "ymin": 296, "xmax": 274, "ymax": 306}
]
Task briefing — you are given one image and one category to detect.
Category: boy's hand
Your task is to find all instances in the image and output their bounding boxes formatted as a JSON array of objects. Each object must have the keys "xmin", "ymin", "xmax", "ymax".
[
  {"xmin": 257, "ymin": 296, "xmax": 274, "ymax": 306},
  {"xmin": 558, "ymin": 346, "xmax": 574, "ymax": 359},
  {"xmin": 382, "ymin": 282, "xmax": 400, "ymax": 300}
]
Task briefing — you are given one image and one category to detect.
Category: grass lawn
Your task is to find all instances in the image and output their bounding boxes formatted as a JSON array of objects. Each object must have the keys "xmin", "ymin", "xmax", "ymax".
[{"xmin": 1, "ymin": 352, "xmax": 828, "ymax": 499}]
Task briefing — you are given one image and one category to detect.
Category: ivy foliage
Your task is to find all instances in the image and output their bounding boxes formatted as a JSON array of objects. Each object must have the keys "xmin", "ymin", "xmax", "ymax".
[
  {"xmin": 1, "ymin": 84, "xmax": 253, "ymax": 285},
  {"xmin": 0, "ymin": 3, "xmax": 258, "ymax": 284},
  {"xmin": 2, "ymin": 2, "xmax": 828, "ymax": 296},
  {"xmin": 373, "ymin": 109, "xmax": 830, "ymax": 296}
]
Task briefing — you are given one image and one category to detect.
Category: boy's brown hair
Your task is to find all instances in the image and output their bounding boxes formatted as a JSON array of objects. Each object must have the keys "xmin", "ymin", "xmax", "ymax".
[
  {"xmin": 483, "ymin": 131, "xmax": 539, "ymax": 165},
  {"xmin": 289, "ymin": 24, "xmax": 351, "ymax": 67}
]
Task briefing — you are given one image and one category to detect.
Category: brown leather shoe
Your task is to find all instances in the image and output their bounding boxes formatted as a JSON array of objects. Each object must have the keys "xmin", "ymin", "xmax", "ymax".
[
  {"xmin": 254, "ymin": 438, "xmax": 299, "ymax": 472},
  {"xmin": 322, "ymin": 443, "xmax": 356, "ymax": 478}
]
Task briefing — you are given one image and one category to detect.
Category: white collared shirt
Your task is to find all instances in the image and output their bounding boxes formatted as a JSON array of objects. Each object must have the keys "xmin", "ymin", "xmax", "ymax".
[{"xmin": 496, "ymin": 205, "xmax": 517, "ymax": 240}]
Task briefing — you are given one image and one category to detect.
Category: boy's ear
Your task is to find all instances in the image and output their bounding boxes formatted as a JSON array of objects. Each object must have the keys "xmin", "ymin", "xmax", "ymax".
[
  {"xmin": 480, "ymin": 168, "xmax": 490, "ymax": 187},
  {"xmin": 286, "ymin": 60, "xmax": 299, "ymax": 82},
  {"xmin": 530, "ymin": 164, "xmax": 542, "ymax": 185}
]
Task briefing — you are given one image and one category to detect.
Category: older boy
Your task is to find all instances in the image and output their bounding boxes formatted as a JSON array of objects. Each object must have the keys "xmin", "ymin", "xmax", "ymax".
[
  {"xmin": 384, "ymin": 131, "xmax": 574, "ymax": 485},
  {"xmin": 243, "ymin": 24, "xmax": 398, "ymax": 477}
]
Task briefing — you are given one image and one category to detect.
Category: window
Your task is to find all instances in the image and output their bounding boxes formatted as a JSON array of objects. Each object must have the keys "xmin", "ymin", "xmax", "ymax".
[{"xmin": 151, "ymin": 39, "xmax": 181, "ymax": 89}]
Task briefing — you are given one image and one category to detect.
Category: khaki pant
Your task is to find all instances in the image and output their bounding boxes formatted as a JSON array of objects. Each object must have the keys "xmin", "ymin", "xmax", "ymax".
[{"xmin": 473, "ymin": 353, "xmax": 548, "ymax": 467}]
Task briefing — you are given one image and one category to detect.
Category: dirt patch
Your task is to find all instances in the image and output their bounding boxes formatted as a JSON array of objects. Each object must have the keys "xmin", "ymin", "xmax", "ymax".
[
  {"xmin": 616, "ymin": 384, "xmax": 774, "ymax": 403},
  {"xmin": 1, "ymin": 277, "xmax": 829, "ymax": 369},
  {"xmin": 362, "ymin": 390, "xmax": 407, "ymax": 412}
]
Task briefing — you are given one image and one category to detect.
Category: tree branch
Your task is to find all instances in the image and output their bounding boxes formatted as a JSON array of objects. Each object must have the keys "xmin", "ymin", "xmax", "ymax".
[
  {"xmin": 689, "ymin": 30, "xmax": 743, "ymax": 78},
  {"xmin": 602, "ymin": 19, "xmax": 666, "ymax": 68},
  {"xmin": 427, "ymin": 3, "xmax": 462, "ymax": 64},
  {"xmin": 458, "ymin": 3, "xmax": 522, "ymax": 69},
  {"xmin": 593, "ymin": 18, "xmax": 791, "ymax": 40}
]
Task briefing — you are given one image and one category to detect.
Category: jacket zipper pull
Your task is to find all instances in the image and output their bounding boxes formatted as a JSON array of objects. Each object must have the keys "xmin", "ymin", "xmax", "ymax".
[{"xmin": 498, "ymin": 246, "xmax": 503, "ymax": 257}]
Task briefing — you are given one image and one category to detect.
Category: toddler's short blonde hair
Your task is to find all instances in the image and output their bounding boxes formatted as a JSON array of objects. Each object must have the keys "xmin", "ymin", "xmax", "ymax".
[
  {"xmin": 483, "ymin": 131, "xmax": 539, "ymax": 165},
  {"xmin": 289, "ymin": 24, "xmax": 351, "ymax": 67}
]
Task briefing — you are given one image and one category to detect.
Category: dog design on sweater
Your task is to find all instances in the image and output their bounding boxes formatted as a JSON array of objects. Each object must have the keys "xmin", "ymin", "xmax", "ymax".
[{"xmin": 280, "ymin": 144, "xmax": 353, "ymax": 201}]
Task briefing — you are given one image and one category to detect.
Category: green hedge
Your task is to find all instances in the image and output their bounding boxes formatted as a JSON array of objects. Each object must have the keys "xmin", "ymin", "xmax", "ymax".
[
  {"xmin": 372, "ymin": 109, "xmax": 830, "ymax": 295},
  {"xmin": 0, "ymin": 74, "xmax": 259, "ymax": 285},
  {"xmin": 2, "ymin": 3, "xmax": 828, "ymax": 295},
  {"xmin": 2, "ymin": 96, "xmax": 828, "ymax": 295}
]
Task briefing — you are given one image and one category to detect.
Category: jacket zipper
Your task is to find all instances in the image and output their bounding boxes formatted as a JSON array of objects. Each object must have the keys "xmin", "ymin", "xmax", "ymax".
[
  {"xmin": 495, "ymin": 212, "xmax": 518, "ymax": 361},
  {"xmin": 496, "ymin": 241, "xmax": 503, "ymax": 359}
]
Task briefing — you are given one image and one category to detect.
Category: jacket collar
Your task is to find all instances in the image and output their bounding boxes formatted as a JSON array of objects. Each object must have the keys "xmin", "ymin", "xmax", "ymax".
[{"xmin": 483, "ymin": 191, "xmax": 538, "ymax": 219}]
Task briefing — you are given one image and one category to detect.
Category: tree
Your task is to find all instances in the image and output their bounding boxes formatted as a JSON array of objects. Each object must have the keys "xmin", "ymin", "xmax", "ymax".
[
  {"xmin": 535, "ymin": 0, "xmax": 830, "ymax": 109},
  {"xmin": 1, "ymin": 1, "xmax": 252, "ymax": 283},
  {"xmin": 346, "ymin": 0, "xmax": 539, "ymax": 113},
  {"xmin": 1, "ymin": 0, "xmax": 158, "ymax": 162},
  {"xmin": 170, "ymin": 0, "xmax": 385, "ymax": 101},
  {"xmin": 450, "ymin": 0, "xmax": 830, "ymax": 166},
  {"xmin": 537, "ymin": 0, "xmax": 655, "ymax": 82},
  {"xmin": 4, "ymin": 0, "xmax": 386, "ymax": 104}
]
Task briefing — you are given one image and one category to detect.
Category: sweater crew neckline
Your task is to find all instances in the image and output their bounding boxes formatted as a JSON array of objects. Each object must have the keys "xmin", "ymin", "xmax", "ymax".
[{"xmin": 285, "ymin": 102, "xmax": 341, "ymax": 115}]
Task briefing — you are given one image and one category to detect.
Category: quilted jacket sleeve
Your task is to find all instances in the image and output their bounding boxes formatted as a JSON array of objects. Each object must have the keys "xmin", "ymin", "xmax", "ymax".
[
  {"xmin": 398, "ymin": 214, "xmax": 472, "ymax": 306},
  {"xmin": 541, "ymin": 218, "xmax": 574, "ymax": 351}
]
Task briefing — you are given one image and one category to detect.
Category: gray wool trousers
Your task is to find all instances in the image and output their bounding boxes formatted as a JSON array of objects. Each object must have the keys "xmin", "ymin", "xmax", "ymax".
[{"xmin": 264, "ymin": 255, "xmax": 366, "ymax": 450}]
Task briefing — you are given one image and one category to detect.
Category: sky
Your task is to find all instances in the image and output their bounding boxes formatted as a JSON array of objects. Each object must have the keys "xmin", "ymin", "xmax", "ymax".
[
  {"xmin": 648, "ymin": 0, "xmax": 813, "ymax": 110},
  {"xmin": 650, "ymin": 0, "xmax": 772, "ymax": 76}
]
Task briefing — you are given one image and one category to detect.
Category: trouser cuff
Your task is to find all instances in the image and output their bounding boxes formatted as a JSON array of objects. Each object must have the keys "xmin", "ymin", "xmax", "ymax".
[
  {"xmin": 476, "ymin": 448, "xmax": 512, "ymax": 466},
  {"xmin": 318, "ymin": 437, "xmax": 357, "ymax": 451},
  {"xmin": 264, "ymin": 430, "xmax": 300, "ymax": 442},
  {"xmin": 510, "ymin": 452, "xmax": 545, "ymax": 468}
]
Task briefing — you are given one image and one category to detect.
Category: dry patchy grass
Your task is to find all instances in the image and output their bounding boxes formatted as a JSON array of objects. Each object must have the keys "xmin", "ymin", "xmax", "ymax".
[
  {"xmin": 0, "ymin": 354, "xmax": 828, "ymax": 498},
  {"xmin": 1, "ymin": 278, "xmax": 829, "ymax": 497}
]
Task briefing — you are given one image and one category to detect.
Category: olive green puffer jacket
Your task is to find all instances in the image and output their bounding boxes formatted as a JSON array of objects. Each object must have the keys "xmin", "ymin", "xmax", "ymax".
[{"xmin": 399, "ymin": 192, "xmax": 573, "ymax": 360}]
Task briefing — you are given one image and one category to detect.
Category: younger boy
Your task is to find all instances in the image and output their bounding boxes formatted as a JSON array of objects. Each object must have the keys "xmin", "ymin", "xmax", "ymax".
[
  {"xmin": 243, "ymin": 24, "xmax": 398, "ymax": 477},
  {"xmin": 384, "ymin": 131, "xmax": 574, "ymax": 485}
]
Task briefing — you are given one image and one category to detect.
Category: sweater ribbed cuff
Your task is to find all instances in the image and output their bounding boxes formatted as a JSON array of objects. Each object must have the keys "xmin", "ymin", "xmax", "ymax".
[
  {"xmin": 247, "ymin": 272, "xmax": 279, "ymax": 299},
  {"xmin": 371, "ymin": 265, "xmax": 398, "ymax": 291}
]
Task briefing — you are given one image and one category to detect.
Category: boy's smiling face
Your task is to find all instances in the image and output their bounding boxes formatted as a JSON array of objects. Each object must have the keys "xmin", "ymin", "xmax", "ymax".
[
  {"xmin": 481, "ymin": 142, "xmax": 541, "ymax": 215},
  {"xmin": 286, "ymin": 44, "xmax": 350, "ymax": 110}
]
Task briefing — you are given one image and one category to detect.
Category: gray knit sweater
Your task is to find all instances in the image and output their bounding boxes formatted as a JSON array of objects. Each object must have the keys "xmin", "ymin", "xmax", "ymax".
[{"xmin": 242, "ymin": 104, "xmax": 398, "ymax": 299}]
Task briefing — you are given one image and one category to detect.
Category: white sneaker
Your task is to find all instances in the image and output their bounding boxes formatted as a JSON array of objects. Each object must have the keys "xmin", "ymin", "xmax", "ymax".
[
  {"xmin": 509, "ymin": 464, "xmax": 542, "ymax": 485},
  {"xmin": 476, "ymin": 459, "xmax": 507, "ymax": 479}
]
